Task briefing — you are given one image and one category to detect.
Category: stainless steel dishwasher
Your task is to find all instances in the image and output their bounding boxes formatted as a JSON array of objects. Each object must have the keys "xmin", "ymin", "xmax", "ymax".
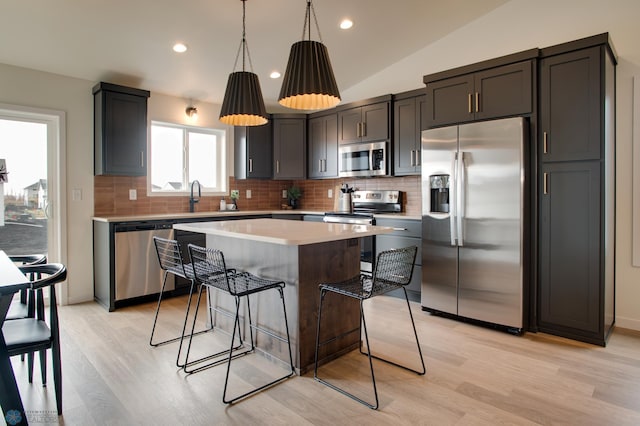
[{"xmin": 113, "ymin": 222, "xmax": 174, "ymax": 301}]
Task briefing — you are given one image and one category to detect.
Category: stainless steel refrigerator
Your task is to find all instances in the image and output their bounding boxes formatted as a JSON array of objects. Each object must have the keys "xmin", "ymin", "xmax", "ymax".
[{"xmin": 421, "ymin": 117, "xmax": 525, "ymax": 331}]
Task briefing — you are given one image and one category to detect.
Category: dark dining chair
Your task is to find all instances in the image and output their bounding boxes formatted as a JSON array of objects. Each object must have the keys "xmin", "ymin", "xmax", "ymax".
[
  {"xmin": 314, "ymin": 246, "xmax": 425, "ymax": 409},
  {"xmin": 7, "ymin": 254, "xmax": 48, "ymax": 383},
  {"xmin": 2, "ymin": 262, "xmax": 67, "ymax": 415},
  {"xmin": 185, "ymin": 244, "xmax": 295, "ymax": 404},
  {"xmin": 151, "ymin": 236, "xmax": 212, "ymax": 368}
]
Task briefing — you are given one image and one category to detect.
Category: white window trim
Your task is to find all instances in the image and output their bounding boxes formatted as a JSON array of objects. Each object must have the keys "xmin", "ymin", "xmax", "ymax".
[{"xmin": 147, "ymin": 121, "xmax": 227, "ymax": 196}]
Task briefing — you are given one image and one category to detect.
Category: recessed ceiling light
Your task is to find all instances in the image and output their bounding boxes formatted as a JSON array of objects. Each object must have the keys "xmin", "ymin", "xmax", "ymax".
[
  {"xmin": 340, "ymin": 19, "xmax": 353, "ymax": 30},
  {"xmin": 173, "ymin": 43, "xmax": 187, "ymax": 53},
  {"xmin": 270, "ymin": 71, "xmax": 281, "ymax": 79}
]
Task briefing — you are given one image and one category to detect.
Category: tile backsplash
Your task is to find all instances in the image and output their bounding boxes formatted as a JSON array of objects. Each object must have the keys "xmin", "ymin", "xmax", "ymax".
[{"xmin": 94, "ymin": 175, "xmax": 421, "ymax": 216}]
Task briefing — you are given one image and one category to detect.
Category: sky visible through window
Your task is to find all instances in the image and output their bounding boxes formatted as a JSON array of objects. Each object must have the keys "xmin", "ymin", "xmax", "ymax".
[{"xmin": 0, "ymin": 119, "xmax": 47, "ymax": 196}]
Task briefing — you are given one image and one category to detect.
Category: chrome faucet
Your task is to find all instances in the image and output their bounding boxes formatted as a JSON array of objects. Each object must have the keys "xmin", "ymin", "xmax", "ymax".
[{"xmin": 189, "ymin": 180, "xmax": 201, "ymax": 212}]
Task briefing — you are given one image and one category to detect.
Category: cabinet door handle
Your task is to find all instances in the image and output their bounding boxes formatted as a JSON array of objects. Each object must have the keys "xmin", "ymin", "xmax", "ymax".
[
  {"xmin": 276, "ymin": 160, "xmax": 280, "ymax": 174},
  {"xmin": 543, "ymin": 132, "xmax": 548, "ymax": 154},
  {"xmin": 140, "ymin": 151, "xmax": 144, "ymax": 167},
  {"xmin": 319, "ymin": 159, "xmax": 322, "ymax": 172},
  {"xmin": 416, "ymin": 149, "xmax": 421, "ymax": 166},
  {"xmin": 249, "ymin": 158, "xmax": 253, "ymax": 173},
  {"xmin": 475, "ymin": 92, "xmax": 479, "ymax": 113},
  {"xmin": 543, "ymin": 172, "xmax": 548, "ymax": 195},
  {"xmin": 323, "ymin": 159, "xmax": 326, "ymax": 172},
  {"xmin": 410, "ymin": 150, "xmax": 415, "ymax": 167},
  {"xmin": 392, "ymin": 227, "xmax": 408, "ymax": 231},
  {"xmin": 362, "ymin": 122, "xmax": 366, "ymax": 137},
  {"xmin": 468, "ymin": 93, "xmax": 472, "ymax": 113}
]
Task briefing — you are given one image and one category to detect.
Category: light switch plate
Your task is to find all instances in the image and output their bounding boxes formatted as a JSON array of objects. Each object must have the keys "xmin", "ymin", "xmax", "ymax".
[
  {"xmin": 282, "ymin": 189, "xmax": 287, "ymax": 199},
  {"xmin": 72, "ymin": 189, "xmax": 82, "ymax": 201},
  {"xmin": 328, "ymin": 189, "xmax": 333, "ymax": 198},
  {"xmin": 246, "ymin": 189, "xmax": 252, "ymax": 199},
  {"xmin": 129, "ymin": 189, "xmax": 137, "ymax": 200}
]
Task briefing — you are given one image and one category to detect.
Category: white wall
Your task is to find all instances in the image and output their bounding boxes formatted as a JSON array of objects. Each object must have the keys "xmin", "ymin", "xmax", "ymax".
[{"xmin": 342, "ymin": 0, "xmax": 640, "ymax": 330}]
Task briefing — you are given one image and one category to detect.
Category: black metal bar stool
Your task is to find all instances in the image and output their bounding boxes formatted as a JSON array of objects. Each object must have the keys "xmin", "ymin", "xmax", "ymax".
[
  {"xmin": 151, "ymin": 236, "xmax": 211, "ymax": 368},
  {"xmin": 185, "ymin": 244, "xmax": 295, "ymax": 404},
  {"xmin": 314, "ymin": 245, "xmax": 425, "ymax": 409}
]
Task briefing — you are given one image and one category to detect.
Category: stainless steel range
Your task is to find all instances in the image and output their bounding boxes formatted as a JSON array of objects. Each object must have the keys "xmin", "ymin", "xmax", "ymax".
[{"xmin": 323, "ymin": 190, "xmax": 402, "ymax": 273}]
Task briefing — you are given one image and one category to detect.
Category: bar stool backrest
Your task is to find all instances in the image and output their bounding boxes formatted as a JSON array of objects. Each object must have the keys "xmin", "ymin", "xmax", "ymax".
[
  {"xmin": 188, "ymin": 244, "xmax": 232, "ymax": 294},
  {"xmin": 153, "ymin": 237, "xmax": 189, "ymax": 279},
  {"xmin": 368, "ymin": 246, "xmax": 418, "ymax": 295}
]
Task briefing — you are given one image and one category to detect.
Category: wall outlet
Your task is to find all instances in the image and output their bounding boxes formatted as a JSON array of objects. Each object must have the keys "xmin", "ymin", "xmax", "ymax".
[
  {"xmin": 246, "ymin": 189, "xmax": 252, "ymax": 199},
  {"xmin": 282, "ymin": 189, "xmax": 287, "ymax": 199},
  {"xmin": 72, "ymin": 188, "xmax": 82, "ymax": 201},
  {"xmin": 231, "ymin": 189, "xmax": 239, "ymax": 199},
  {"xmin": 328, "ymin": 189, "xmax": 333, "ymax": 198},
  {"xmin": 129, "ymin": 189, "xmax": 137, "ymax": 201}
]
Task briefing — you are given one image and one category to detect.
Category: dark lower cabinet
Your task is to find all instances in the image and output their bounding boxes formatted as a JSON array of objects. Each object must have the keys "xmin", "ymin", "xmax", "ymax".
[
  {"xmin": 539, "ymin": 162, "xmax": 601, "ymax": 336},
  {"xmin": 174, "ymin": 229, "xmax": 205, "ymax": 292},
  {"xmin": 375, "ymin": 218, "xmax": 421, "ymax": 302},
  {"xmin": 537, "ymin": 34, "xmax": 616, "ymax": 346}
]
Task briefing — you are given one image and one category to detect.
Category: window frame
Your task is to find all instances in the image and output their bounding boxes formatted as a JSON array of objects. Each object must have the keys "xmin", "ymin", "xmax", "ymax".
[{"xmin": 147, "ymin": 121, "xmax": 227, "ymax": 196}]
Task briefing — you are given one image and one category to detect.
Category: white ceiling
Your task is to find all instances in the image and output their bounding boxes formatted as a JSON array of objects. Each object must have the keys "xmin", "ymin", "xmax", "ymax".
[{"xmin": 0, "ymin": 0, "xmax": 508, "ymax": 110}]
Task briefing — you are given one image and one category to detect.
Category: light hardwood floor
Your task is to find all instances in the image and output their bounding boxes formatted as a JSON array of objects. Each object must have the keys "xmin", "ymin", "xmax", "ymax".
[{"xmin": 7, "ymin": 294, "xmax": 640, "ymax": 426}]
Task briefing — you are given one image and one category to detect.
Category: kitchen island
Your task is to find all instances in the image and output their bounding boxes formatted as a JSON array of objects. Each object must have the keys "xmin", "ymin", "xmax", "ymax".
[{"xmin": 173, "ymin": 218, "xmax": 393, "ymax": 373}]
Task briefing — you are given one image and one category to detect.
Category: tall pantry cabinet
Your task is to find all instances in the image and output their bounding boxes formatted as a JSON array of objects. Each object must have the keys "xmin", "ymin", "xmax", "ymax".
[{"xmin": 538, "ymin": 34, "xmax": 616, "ymax": 346}]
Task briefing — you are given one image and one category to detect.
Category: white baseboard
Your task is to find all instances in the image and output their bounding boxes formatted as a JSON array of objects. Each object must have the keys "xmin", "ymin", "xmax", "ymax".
[{"xmin": 615, "ymin": 316, "xmax": 640, "ymax": 332}]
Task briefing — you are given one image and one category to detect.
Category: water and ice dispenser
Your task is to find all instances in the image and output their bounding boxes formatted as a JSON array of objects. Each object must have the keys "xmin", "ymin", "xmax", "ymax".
[{"xmin": 429, "ymin": 174, "xmax": 450, "ymax": 213}]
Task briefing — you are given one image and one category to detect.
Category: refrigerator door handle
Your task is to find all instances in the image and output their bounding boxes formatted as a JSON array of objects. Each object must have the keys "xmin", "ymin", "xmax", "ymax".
[
  {"xmin": 450, "ymin": 152, "xmax": 458, "ymax": 246},
  {"xmin": 457, "ymin": 151, "xmax": 465, "ymax": 246}
]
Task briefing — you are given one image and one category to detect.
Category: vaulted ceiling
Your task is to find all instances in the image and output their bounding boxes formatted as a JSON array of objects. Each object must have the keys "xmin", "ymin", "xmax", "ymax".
[{"xmin": 0, "ymin": 0, "xmax": 508, "ymax": 109}]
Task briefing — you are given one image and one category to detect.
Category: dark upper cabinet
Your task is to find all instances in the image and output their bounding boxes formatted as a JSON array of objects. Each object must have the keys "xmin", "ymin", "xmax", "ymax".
[
  {"xmin": 93, "ymin": 82, "xmax": 150, "ymax": 176},
  {"xmin": 273, "ymin": 115, "xmax": 306, "ymax": 180},
  {"xmin": 424, "ymin": 60, "xmax": 533, "ymax": 127},
  {"xmin": 234, "ymin": 121, "xmax": 273, "ymax": 179},
  {"xmin": 308, "ymin": 113, "xmax": 338, "ymax": 179},
  {"xmin": 540, "ymin": 46, "xmax": 601, "ymax": 162},
  {"xmin": 393, "ymin": 90, "xmax": 426, "ymax": 175},
  {"xmin": 338, "ymin": 99, "xmax": 390, "ymax": 144},
  {"xmin": 537, "ymin": 35, "xmax": 616, "ymax": 346}
]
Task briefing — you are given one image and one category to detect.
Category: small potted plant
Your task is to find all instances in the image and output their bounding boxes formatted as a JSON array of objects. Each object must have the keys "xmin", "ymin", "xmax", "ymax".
[
  {"xmin": 230, "ymin": 190, "xmax": 239, "ymax": 210},
  {"xmin": 287, "ymin": 186, "xmax": 302, "ymax": 209}
]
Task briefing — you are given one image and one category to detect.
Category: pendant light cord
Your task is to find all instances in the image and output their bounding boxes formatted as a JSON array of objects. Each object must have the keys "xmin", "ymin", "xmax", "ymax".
[
  {"xmin": 301, "ymin": 0, "xmax": 323, "ymax": 43},
  {"xmin": 232, "ymin": 0, "xmax": 254, "ymax": 72}
]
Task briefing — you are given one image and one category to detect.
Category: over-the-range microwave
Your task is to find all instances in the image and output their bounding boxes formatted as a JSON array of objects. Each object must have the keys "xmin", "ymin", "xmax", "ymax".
[{"xmin": 338, "ymin": 141, "xmax": 388, "ymax": 178}]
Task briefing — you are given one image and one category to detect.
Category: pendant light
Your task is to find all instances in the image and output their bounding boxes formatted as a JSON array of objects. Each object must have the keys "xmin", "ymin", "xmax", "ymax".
[
  {"xmin": 219, "ymin": 0, "xmax": 268, "ymax": 126},
  {"xmin": 278, "ymin": 0, "xmax": 341, "ymax": 110}
]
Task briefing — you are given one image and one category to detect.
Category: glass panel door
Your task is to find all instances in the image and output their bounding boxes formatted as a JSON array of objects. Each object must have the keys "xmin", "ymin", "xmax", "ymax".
[{"xmin": 0, "ymin": 118, "xmax": 48, "ymax": 257}]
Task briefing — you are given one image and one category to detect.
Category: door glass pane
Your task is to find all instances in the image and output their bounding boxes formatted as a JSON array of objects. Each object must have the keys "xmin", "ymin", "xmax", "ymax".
[
  {"xmin": 150, "ymin": 125, "xmax": 184, "ymax": 190},
  {"xmin": 188, "ymin": 132, "xmax": 217, "ymax": 188},
  {"xmin": 0, "ymin": 118, "xmax": 48, "ymax": 256}
]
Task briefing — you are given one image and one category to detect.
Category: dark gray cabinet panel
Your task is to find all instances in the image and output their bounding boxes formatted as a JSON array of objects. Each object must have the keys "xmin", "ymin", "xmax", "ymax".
[
  {"xmin": 539, "ymin": 161, "xmax": 600, "ymax": 334},
  {"xmin": 234, "ymin": 122, "xmax": 273, "ymax": 179},
  {"xmin": 393, "ymin": 94, "xmax": 426, "ymax": 175},
  {"xmin": 273, "ymin": 116, "xmax": 306, "ymax": 180},
  {"xmin": 308, "ymin": 114, "xmax": 338, "ymax": 179},
  {"xmin": 375, "ymin": 218, "xmax": 422, "ymax": 301},
  {"xmin": 93, "ymin": 82, "xmax": 150, "ymax": 176},
  {"xmin": 338, "ymin": 101, "xmax": 389, "ymax": 144},
  {"xmin": 540, "ymin": 47, "xmax": 601, "ymax": 162},
  {"xmin": 537, "ymin": 35, "xmax": 616, "ymax": 346},
  {"xmin": 425, "ymin": 61, "xmax": 532, "ymax": 127}
]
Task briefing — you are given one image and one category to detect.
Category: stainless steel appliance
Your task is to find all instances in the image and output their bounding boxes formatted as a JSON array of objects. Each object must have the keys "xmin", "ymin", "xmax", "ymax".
[
  {"xmin": 114, "ymin": 222, "xmax": 174, "ymax": 301},
  {"xmin": 421, "ymin": 117, "xmax": 526, "ymax": 331},
  {"xmin": 324, "ymin": 190, "xmax": 402, "ymax": 273},
  {"xmin": 338, "ymin": 141, "xmax": 388, "ymax": 177}
]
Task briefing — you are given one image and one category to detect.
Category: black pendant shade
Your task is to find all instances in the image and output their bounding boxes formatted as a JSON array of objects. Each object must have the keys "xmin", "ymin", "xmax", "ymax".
[
  {"xmin": 219, "ymin": 71, "xmax": 268, "ymax": 126},
  {"xmin": 278, "ymin": 40, "xmax": 341, "ymax": 110}
]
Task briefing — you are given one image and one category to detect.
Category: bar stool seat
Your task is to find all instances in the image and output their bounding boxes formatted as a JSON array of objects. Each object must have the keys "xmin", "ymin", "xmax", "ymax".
[
  {"xmin": 314, "ymin": 246, "xmax": 425, "ymax": 410},
  {"xmin": 184, "ymin": 244, "xmax": 295, "ymax": 404},
  {"xmin": 151, "ymin": 237, "xmax": 211, "ymax": 368}
]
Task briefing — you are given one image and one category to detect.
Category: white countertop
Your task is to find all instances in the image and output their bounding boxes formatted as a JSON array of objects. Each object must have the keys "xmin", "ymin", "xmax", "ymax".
[
  {"xmin": 92, "ymin": 210, "xmax": 421, "ymax": 222},
  {"xmin": 173, "ymin": 218, "xmax": 394, "ymax": 246}
]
